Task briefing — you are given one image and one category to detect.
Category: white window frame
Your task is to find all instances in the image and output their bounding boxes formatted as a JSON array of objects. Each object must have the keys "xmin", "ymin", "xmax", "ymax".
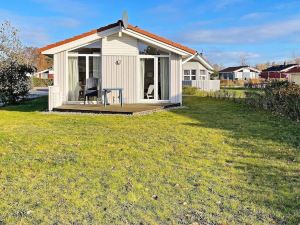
[
  {"xmin": 66, "ymin": 52, "xmax": 101, "ymax": 104},
  {"xmin": 138, "ymin": 54, "xmax": 171, "ymax": 103},
  {"xmin": 184, "ymin": 69, "xmax": 196, "ymax": 80}
]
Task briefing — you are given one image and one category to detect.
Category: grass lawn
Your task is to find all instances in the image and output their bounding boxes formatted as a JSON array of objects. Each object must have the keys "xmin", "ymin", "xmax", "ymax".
[
  {"xmin": 0, "ymin": 96, "xmax": 299, "ymax": 224},
  {"xmin": 220, "ymin": 87, "xmax": 263, "ymax": 98}
]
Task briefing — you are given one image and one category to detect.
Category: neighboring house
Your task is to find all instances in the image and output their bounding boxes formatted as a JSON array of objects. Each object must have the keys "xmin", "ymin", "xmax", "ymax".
[
  {"xmin": 286, "ymin": 66, "xmax": 300, "ymax": 85},
  {"xmin": 40, "ymin": 19, "xmax": 208, "ymax": 111},
  {"xmin": 182, "ymin": 56, "xmax": 213, "ymax": 81},
  {"xmin": 181, "ymin": 54, "xmax": 220, "ymax": 91},
  {"xmin": 260, "ymin": 64, "xmax": 298, "ymax": 79},
  {"xmin": 34, "ymin": 68, "xmax": 54, "ymax": 79},
  {"xmin": 219, "ymin": 66, "xmax": 261, "ymax": 80}
]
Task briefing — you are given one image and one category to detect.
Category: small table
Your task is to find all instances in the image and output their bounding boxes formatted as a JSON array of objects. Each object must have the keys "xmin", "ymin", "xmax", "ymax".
[{"xmin": 102, "ymin": 88, "xmax": 123, "ymax": 107}]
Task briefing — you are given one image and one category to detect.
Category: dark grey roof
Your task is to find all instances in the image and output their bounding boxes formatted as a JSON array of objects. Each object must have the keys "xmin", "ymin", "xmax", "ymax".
[
  {"xmin": 263, "ymin": 64, "xmax": 297, "ymax": 72},
  {"xmin": 219, "ymin": 66, "xmax": 248, "ymax": 73}
]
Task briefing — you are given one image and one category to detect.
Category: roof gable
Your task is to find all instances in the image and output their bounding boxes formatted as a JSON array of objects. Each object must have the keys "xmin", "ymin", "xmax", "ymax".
[
  {"xmin": 263, "ymin": 64, "xmax": 297, "ymax": 72},
  {"xmin": 219, "ymin": 66, "xmax": 260, "ymax": 73},
  {"xmin": 286, "ymin": 66, "xmax": 300, "ymax": 73},
  {"xmin": 40, "ymin": 20, "xmax": 197, "ymax": 55}
]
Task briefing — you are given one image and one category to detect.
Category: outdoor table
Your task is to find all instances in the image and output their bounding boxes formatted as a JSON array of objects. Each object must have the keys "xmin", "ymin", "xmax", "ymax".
[{"xmin": 102, "ymin": 88, "xmax": 123, "ymax": 107}]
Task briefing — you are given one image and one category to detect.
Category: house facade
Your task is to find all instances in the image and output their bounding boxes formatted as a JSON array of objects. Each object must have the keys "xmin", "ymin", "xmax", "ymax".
[
  {"xmin": 260, "ymin": 64, "xmax": 298, "ymax": 79},
  {"xmin": 34, "ymin": 68, "xmax": 54, "ymax": 79},
  {"xmin": 40, "ymin": 20, "xmax": 207, "ymax": 111},
  {"xmin": 219, "ymin": 66, "xmax": 260, "ymax": 80},
  {"xmin": 182, "ymin": 59, "xmax": 213, "ymax": 81},
  {"xmin": 286, "ymin": 66, "xmax": 300, "ymax": 85}
]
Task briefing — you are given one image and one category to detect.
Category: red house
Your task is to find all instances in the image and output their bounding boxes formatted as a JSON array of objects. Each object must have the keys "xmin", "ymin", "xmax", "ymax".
[{"xmin": 260, "ymin": 64, "xmax": 298, "ymax": 79}]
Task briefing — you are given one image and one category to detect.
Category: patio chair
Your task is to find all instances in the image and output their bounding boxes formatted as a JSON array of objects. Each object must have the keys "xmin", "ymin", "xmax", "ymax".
[
  {"xmin": 146, "ymin": 84, "xmax": 154, "ymax": 99},
  {"xmin": 84, "ymin": 78, "xmax": 101, "ymax": 104}
]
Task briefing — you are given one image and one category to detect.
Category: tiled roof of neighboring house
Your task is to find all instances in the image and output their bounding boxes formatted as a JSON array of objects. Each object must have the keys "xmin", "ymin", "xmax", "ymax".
[
  {"xmin": 286, "ymin": 66, "xmax": 300, "ymax": 73},
  {"xmin": 262, "ymin": 64, "xmax": 297, "ymax": 72},
  {"xmin": 219, "ymin": 66, "xmax": 248, "ymax": 73},
  {"xmin": 39, "ymin": 20, "xmax": 197, "ymax": 55}
]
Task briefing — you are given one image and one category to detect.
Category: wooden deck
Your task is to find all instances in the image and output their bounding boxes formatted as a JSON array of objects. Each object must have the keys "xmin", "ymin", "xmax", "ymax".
[{"xmin": 52, "ymin": 103, "xmax": 180, "ymax": 115}]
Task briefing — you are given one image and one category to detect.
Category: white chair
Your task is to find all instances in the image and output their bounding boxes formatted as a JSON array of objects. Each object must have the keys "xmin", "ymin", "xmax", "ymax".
[{"xmin": 146, "ymin": 84, "xmax": 154, "ymax": 99}]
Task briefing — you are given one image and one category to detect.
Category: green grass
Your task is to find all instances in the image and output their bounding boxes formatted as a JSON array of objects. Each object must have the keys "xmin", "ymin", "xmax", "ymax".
[
  {"xmin": 221, "ymin": 87, "xmax": 264, "ymax": 98},
  {"xmin": 0, "ymin": 96, "xmax": 299, "ymax": 224}
]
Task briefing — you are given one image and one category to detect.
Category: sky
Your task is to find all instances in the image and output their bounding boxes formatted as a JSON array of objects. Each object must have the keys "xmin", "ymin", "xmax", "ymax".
[{"xmin": 1, "ymin": 0, "xmax": 300, "ymax": 66}]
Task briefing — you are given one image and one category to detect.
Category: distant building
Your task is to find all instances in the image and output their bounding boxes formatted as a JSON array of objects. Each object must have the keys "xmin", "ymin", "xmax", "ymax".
[
  {"xmin": 219, "ymin": 66, "xmax": 260, "ymax": 80},
  {"xmin": 260, "ymin": 64, "xmax": 298, "ymax": 79},
  {"xmin": 34, "ymin": 68, "xmax": 54, "ymax": 79},
  {"xmin": 286, "ymin": 66, "xmax": 300, "ymax": 85}
]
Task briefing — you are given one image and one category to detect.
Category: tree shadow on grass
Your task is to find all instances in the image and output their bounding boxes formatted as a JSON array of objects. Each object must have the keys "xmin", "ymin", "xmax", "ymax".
[
  {"xmin": 172, "ymin": 96, "xmax": 300, "ymax": 224},
  {"xmin": 0, "ymin": 96, "xmax": 48, "ymax": 112}
]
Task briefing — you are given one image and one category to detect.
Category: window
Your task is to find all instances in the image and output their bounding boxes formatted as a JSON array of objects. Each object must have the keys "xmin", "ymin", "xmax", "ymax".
[
  {"xmin": 200, "ymin": 70, "xmax": 206, "ymax": 75},
  {"xmin": 138, "ymin": 41, "xmax": 168, "ymax": 55},
  {"xmin": 184, "ymin": 69, "xmax": 196, "ymax": 80}
]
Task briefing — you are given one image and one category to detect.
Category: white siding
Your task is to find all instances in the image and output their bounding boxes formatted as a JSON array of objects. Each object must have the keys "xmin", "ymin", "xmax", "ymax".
[
  {"xmin": 182, "ymin": 61, "xmax": 210, "ymax": 80},
  {"xmin": 183, "ymin": 80, "xmax": 220, "ymax": 91},
  {"xmin": 170, "ymin": 53, "xmax": 182, "ymax": 104},
  {"xmin": 102, "ymin": 55, "xmax": 137, "ymax": 104},
  {"xmin": 290, "ymin": 73, "xmax": 300, "ymax": 85},
  {"xmin": 50, "ymin": 51, "xmax": 67, "ymax": 110},
  {"xmin": 102, "ymin": 33, "xmax": 138, "ymax": 55}
]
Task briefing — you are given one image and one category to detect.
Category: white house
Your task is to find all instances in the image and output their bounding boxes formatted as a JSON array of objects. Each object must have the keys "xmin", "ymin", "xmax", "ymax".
[
  {"xmin": 181, "ymin": 54, "xmax": 220, "ymax": 91},
  {"xmin": 182, "ymin": 56, "xmax": 213, "ymax": 81},
  {"xmin": 34, "ymin": 68, "xmax": 54, "ymax": 79},
  {"xmin": 219, "ymin": 66, "xmax": 261, "ymax": 80},
  {"xmin": 40, "ymin": 18, "xmax": 209, "ymax": 111},
  {"xmin": 286, "ymin": 66, "xmax": 300, "ymax": 85}
]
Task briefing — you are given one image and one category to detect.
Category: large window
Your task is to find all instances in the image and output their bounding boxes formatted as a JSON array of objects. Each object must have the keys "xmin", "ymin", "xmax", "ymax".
[
  {"xmin": 184, "ymin": 69, "xmax": 196, "ymax": 80},
  {"xmin": 138, "ymin": 41, "xmax": 168, "ymax": 55},
  {"xmin": 67, "ymin": 41, "xmax": 101, "ymax": 101},
  {"xmin": 140, "ymin": 56, "xmax": 169, "ymax": 101}
]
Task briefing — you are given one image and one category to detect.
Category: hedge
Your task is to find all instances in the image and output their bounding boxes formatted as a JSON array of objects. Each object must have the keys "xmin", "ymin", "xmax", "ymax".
[{"xmin": 31, "ymin": 77, "xmax": 53, "ymax": 87}]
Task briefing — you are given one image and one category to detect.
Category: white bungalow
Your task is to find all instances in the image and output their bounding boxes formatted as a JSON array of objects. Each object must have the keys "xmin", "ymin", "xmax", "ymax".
[
  {"xmin": 40, "ymin": 18, "xmax": 209, "ymax": 111},
  {"xmin": 219, "ymin": 66, "xmax": 261, "ymax": 80}
]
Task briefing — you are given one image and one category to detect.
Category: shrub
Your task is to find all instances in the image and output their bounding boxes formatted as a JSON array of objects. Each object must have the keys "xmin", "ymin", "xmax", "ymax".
[
  {"xmin": 31, "ymin": 77, "xmax": 53, "ymax": 87},
  {"xmin": 264, "ymin": 81, "xmax": 300, "ymax": 121},
  {"xmin": 183, "ymin": 86, "xmax": 198, "ymax": 95},
  {"xmin": 220, "ymin": 79, "xmax": 245, "ymax": 87},
  {"xmin": 0, "ymin": 62, "xmax": 34, "ymax": 104}
]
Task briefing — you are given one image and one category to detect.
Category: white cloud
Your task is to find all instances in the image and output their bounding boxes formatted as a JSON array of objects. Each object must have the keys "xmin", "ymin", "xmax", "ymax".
[
  {"xmin": 241, "ymin": 12, "xmax": 271, "ymax": 20},
  {"xmin": 180, "ymin": 16, "xmax": 300, "ymax": 44},
  {"xmin": 214, "ymin": 0, "xmax": 244, "ymax": 10},
  {"xmin": 31, "ymin": 0, "xmax": 96, "ymax": 16},
  {"xmin": 0, "ymin": 9, "xmax": 81, "ymax": 46},
  {"xmin": 206, "ymin": 50, "xmax": 260, "ymax": 66}
]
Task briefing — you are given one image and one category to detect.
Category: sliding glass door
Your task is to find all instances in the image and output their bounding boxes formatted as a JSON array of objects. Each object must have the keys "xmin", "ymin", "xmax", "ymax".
[
  {"xmin": 139, "ymin": 56, "xmax": 169, "ymax": 102},
  {"xmin": 67, "ymin": 55, "xmax": 101, "ymax": 102}
]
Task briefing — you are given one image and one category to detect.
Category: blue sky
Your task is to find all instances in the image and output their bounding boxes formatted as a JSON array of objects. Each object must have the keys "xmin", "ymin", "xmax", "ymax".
[{"xmin": 1, "ymin": 0, "xmax": 300, "ymax": 66}]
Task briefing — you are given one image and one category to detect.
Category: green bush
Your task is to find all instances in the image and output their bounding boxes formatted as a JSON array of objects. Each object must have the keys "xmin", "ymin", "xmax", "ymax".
[
  {"xmin": 31, "ymin": 77, "xmax": 53, "ymax": 87},
  {"xmin": 264, "ymin": 81, "xmax": 300, "ymax": 121},
  {"xmin": 183, "ymin": 86, "xmax": 198, "ymax": 95},
  {"xmin": 0, "ymin": 62, "xmax": 34, "ymax": 104}
]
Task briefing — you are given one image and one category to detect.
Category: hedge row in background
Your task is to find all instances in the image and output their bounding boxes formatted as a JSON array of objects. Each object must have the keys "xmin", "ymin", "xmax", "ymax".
[
  {"xmin": 31, "ymin": 77, "xmax": 53, "ymax": 87},
  {"xmin": 245, "ymin": 81, "xmax": 300, "ymax": 121},
  {"xmin": 183, "ymin": 81, "xmax": 300, "ymax": 121}
]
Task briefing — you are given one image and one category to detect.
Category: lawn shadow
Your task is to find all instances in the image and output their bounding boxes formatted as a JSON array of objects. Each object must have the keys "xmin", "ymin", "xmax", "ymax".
[
  {"xmin": 172, "ymin": 96, "xmax": 300, "ymax": 223},
  {"xmin": 0, "ymin": 96, "xmax": 48, "ymax": 112}
]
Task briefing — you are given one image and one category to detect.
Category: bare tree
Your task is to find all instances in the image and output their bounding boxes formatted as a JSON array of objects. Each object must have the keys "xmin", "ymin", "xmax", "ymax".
[
  {"xmin": 239, "ymin": 54, "xmax": 248, "ymax": 66},
  {"xmin": 291, "ymin": 51, "xmax": 300, "ymax": 64}
]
